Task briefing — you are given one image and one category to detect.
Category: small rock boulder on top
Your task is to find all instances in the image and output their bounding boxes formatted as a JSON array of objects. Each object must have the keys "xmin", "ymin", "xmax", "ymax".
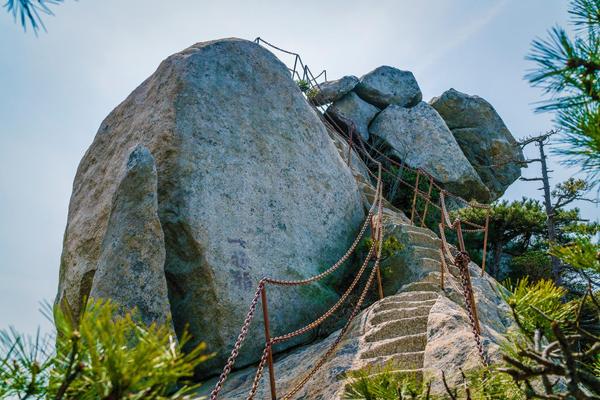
[
  {"xmin": 326, "ymin": 91, "xmax": 380, "ymax": 141},
  {"xmin": 369, "ymin": 102, "xmax": 491, "ymax": 202},
  {"xmin": 430, "ymin": 88, "xmax": 524, "ymax": 199},
  {"xmin": 310, "ymin": 75, "xmax": 359, "ymax": 106},
  {"xmin": 355, "ymin": 65, "xmax": 422, "ymax": 108}
]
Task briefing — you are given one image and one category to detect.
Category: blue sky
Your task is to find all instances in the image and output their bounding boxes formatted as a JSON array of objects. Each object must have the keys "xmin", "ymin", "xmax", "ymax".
[{"xmin": 0, "ymin": 0, "xmax": 597, "ymax": 333}]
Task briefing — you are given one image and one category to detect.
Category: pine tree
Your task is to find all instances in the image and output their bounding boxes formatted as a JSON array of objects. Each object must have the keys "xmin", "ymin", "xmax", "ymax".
[
  {"xmin": 526, "ymin": 0, "xmax": 600, "ymax": 181},
  {"xmin": 4, "ymin": 0, "xmax": 64, "ymax": 33}
]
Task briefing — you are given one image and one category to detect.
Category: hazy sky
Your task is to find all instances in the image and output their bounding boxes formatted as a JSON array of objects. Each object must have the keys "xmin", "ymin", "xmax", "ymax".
[{"xmin": 0, "ymin": 1, "xmax": 598, "ymax": 333}]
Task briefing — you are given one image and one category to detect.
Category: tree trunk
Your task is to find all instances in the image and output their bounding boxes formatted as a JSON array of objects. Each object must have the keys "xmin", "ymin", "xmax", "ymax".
[
  {"xmin": 491, "ymin": 241, "xmax": 504, "ymax": 279},
  {"xmin": 538, "ymin": 140, "xmax": 561, "ymax": 284}
]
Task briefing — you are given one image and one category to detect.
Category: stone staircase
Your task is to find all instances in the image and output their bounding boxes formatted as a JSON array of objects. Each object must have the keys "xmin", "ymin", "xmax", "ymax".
[
  {"xmin": 350, "ymin": 284, "xmax": 439, "ymax": 384},
  {"xmin": 346, "ymin": 209, "xmax": 463, "ymax": 385}
]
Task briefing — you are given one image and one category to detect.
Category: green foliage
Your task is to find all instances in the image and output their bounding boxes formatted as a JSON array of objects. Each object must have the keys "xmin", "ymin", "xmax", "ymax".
[
  {"xmin": 503, "ymin": 278, "xmax": 578, "ymax": 338},
  {"xmin": 526, "ymin": 0, "xmax": 600, "ymax": 179},
  {"xmin": 344, "ymin": 366, "xmax": 428, "ymax": 399},
  {"xmin": 363, "ymin": 235, "xmax": 405, "ymax": 261},
  {"xmin": 343, "ymin": 364, "xmax": 525, "ymax": 399},
  {"xmin": 306, "ymin": 87, "xmax": 320, "ymax": 101},
  {"xmin": 500, "ymin": 278, "xmax": 600, "ymax": 397},
  {"xmin": 454, "ymin": 199, "xmax": 546, "ymax": 246},
  {"xmin": 454, "ymin": 198, "xmax": 547, "ymax": 277},
  {"xmin": 456, "ymin": 367, "xmax": 524, "ymax": 400},
  {"xmin": 550, "ymin": 236, "xmax": 600, "ymax": 273},
  {"xmin": 0, "ymin": 299, "xmax": 211, "ymax": 399},
  {"xmin": 0, "ymin": 328, "xmax": 52, "ymax": 399},
  {"xmin": 507, "ymin": 251, "xmax": 553, "ymax": 283},
  {"xmin": 296, "ymin": 79, "xmax": 310, "ymax": 93}
]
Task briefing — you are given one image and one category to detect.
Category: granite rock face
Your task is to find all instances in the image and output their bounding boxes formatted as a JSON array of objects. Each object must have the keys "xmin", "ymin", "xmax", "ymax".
[
  {"xmin": 310, "ymin": 75, "xmax": 359, "ymax": 106},
  {"xmin": 355, "ymin": 66, "xmax": 422, "ymax": 108},
  {"xmin": 57, "ymin": 38, "xmax": 364, "ymax": 375},
  {"xmin": 89, "ymin": 145, "xmax": 171, "ymax": 326},
  {"xmin": 369, "ymin": 102, "xmax": 491, "ymax": 202},
  {"xmin": 430, "ymin": 89, "xmax": 524, "ymax": 200},
  {"xmin": 325, "ymin": 91, "xmax": 380, "ymax": 141}
]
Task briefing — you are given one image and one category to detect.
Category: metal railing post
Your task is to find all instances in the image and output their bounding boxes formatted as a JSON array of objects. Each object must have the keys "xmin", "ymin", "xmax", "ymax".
[
  {"xmin": 421, "ymin": 175, "xmax": 434, "ymax": 227},
  {"xmin": 456, "ymin": 224, "xmax": 481, "ymax": 335},
  {"xmin": 261, "ymin": 286, "xmax": 277, "ymax": 399},
  {"xmin": 346, "ymin": 126, "xmax": 354, "ymax": 168},
  {"xmin": 481, "ymin": 209, "xmax": 490, "ymax": 277},
  {"xmin": 410, "ymin": 170, "xmax": 421, "ymax": 224}
]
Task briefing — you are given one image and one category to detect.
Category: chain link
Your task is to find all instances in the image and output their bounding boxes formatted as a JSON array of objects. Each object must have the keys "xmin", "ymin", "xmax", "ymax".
[
  {"xmin": 455, "ymin": 252, "xmax": 489, "ymax": 365},
  {"xmin": 210, "ymin": 280, "xmax": 266, "ymax": 400}
]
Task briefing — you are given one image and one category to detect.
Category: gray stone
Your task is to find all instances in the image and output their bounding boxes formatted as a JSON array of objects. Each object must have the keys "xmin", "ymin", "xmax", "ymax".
[
  {"xmin": 355, "ymin": 66, "xmax": 422, "ymax": 108},
  {"xmin": 56, "ymin": 38, "xmax": 364, "ymax": 376},
  {"xmin": 369, "ymin": 102, "xmax": 491, "ymax": 202},
  {"xmin": 89, "ymin": 145, "xmax": 171, "ymax": 326},
  {"xmin": 325, "ymin": 92, "xmax": 380, "ymax": 141},
  {"xmin": 309, "ymin": 75, "xmax": 359, "ymax": 106},
  {"xmin": 430, "ymin": 89, "xmax": 524, "ymax": 200}
]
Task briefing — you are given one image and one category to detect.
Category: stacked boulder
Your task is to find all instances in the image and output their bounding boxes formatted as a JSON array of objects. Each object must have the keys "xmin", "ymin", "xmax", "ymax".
[{"xmin": 316, "ymin": 67, "xmax": 523, "ymax": 202}]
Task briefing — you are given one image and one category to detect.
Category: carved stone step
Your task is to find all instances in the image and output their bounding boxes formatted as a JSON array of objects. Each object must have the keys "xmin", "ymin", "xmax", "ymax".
[
  {"xmin": 374, "ymin": 299, "xmax": 437, "ymax": 313},
  {"xmin": 361, "ymin": 334, "xmax": 428, "ymax": 359},
  {"xmin": 365, "ymin": 316, "xmax": 429, "ymax": 342},
  {"xmin": 411, "ymin": 246, "xmax": 442, "ymax": 261},
  {"xmin": 399, "ymin": 281, "xmax": 441, "ymax": 293},
  {"xmin": 416, "ymin": 257, "xmax": 442, "ymax": 274},
  {"xmin": 398, "ymin": 223, "xmax": 438, "ymax": 239},
  {"xmin": 370, "ymin": 305, "xmax": 432, "ymax": 325},
  {"xmin": 379, "ymin": 291, "xmax": 438, "ymax": 304},
  {"xmin": 360, "ymin": 351, "xmax": 425, "ymax": 371},
  {"xmin": 402, "ymin": 230, "xmax": 441, "ymax": 249},
  {"xmin": 349, "ymin": 368, "xmax": 424, "ymax": 385}
]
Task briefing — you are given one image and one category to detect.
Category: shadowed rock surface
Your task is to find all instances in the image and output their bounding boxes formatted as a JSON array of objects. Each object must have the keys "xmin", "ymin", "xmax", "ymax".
[
  {"xmin": 430, "ymin": 88, "xmax": 524, "ymax": 200},
  {"xmin": 326, "ymin": 91, "xmax": 380, "ymax": 141},
  {"xmin": 355, "ymin": 66, "xmax": 422, "ymax": 108},
  {"xmin": 369, "ymin": 102, "xmax": 491, "ymax": 202},
  {"xmin": 310, "ymin": 75, "xmax": 359, "ymax": 106},
  {"xmin": 56, "ymin": 38, "xmax": 364, "ymax": 376},
  {"xmin": 89, "ymin": 145, "xmax": 171, "ymax": 326}
]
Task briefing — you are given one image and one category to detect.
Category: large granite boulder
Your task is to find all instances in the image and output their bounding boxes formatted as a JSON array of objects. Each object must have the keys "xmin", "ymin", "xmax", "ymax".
[
  {"xmin": 369, "ymin": 102, "xmax": 491, "ymax": 202},
  {"xmin": 56, "ymin": 38, "xmax": 364, "ymax": 376},
  {"xmin": 310, "ymin": 75, "xmax": 359, "ymax": 106},
  {"xmin": 430, "ymin": 89, "xmax": 524, "ymax": 199},
  {"xmin": 355, "ymin": 66, "xmax": 422, "ymax": 108},
  {"xmin": 325, "ymin": 92, "xmax": 380, "ymax": 141},
  {"xmin": 89, "ymin": 145, "xmax": 171, "ymax": 326}
]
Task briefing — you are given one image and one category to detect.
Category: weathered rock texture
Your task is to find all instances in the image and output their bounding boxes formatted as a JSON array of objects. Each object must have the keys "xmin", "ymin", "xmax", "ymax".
[
  {"xmin": 89, "ymin": 145, "xmax": 171, "ymax": 326},
  {"xmin": 369, "ymin": 102, "xmax": 491, "ymax": 202},
  {"xmin": 310, "ymin": 75, "xmax": 359, "ymax": 106},
  {"xmin": 325, "ymin": 91, "xmax": 380, "ymax": 141},
  {"xmin": 57, "ymin": 38, "xmax": 364, "ymax": 375},
  {"xmin": 430, "ymin": 89, "xmax": 524, "ymax": 199},
  {"xmin": 198, "ymin": 210, "xmax": 513, "ymax": 399},
  {"xmin": 355, "ymin": 66, "xmax": 422, "ymax": 108}
]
